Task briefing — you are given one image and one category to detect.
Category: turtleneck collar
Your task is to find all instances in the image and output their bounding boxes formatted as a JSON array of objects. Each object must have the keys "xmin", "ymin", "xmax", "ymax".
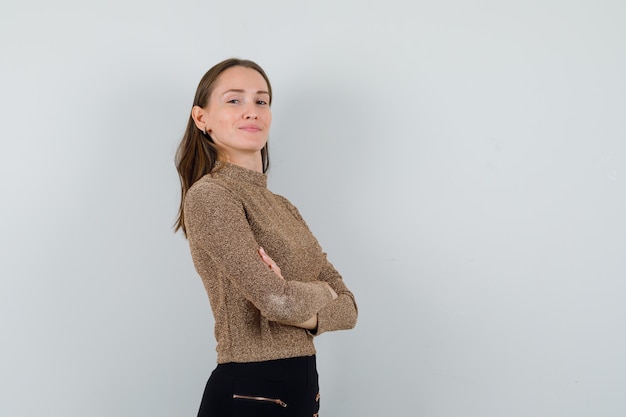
[{"xmin": 213, "ymin": 161, "xmax": 268, "ymax": 188}]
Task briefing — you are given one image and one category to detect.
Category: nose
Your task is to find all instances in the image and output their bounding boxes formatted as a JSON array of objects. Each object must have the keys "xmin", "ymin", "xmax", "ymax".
[{"xmin": 244, "ymin": 111, "xmax": 257, "ymax": 119}]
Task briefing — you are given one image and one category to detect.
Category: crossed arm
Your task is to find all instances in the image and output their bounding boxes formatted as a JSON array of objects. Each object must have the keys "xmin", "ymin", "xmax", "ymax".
[{"xmin": 258, "ymin": 246, "xmax": 338, "ymax": 330}]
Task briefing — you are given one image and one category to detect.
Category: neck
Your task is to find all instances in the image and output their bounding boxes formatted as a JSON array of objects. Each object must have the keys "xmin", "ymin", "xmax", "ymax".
[{"xmin": 220, "ymin": 152, "xmax": 263, "ymax": 173}]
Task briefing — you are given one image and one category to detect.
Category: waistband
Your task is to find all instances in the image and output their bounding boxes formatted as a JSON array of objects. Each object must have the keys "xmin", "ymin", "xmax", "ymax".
[{"xmin": 214, "ymin": 355, "xmax": 317, "ymax": 379}]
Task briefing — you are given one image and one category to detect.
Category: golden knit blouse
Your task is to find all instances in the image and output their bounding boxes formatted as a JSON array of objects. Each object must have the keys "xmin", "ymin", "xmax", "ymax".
[{"xmin": 184, "ymin": 162, "xmax": 357, "ymax": 364}]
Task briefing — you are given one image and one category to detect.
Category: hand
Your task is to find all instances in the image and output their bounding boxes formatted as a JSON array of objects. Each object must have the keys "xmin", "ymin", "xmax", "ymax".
[
  {"xmin": 259, "ymin": 247, "xmax": 283, "ymax": 279},
  {"xmin": 324, "ymin": 282, "xmax": 338, "ymax": 300}
]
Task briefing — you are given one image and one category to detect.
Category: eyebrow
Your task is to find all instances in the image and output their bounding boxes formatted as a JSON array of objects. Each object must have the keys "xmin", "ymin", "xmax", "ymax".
[{"xmin": 222, "ymin": 89, "xmax": 270, "ymax": 96}]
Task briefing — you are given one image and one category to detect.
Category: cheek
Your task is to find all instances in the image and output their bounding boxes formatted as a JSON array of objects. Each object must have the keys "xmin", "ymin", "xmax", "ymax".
[
  {"xmin": 214, "ymin": 116, "xmax": 230, "ymax": 129},
  {"xmin": 210, "ymin": 108, "xmax": 236, "ymax": 126}
]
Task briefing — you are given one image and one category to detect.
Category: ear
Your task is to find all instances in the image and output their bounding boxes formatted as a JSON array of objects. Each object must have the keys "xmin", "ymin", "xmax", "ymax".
[{"xmin": 191, "ymin": 105, "xmax": 208, "ymax": 133}]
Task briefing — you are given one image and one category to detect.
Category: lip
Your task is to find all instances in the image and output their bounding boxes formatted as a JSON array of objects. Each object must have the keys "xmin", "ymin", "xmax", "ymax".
[{"xmin": 239, "ymin": 124, "xmax": 262, "ymax": 132}]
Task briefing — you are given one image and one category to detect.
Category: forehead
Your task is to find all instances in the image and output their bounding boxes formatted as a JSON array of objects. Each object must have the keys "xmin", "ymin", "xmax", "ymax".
[{"xmin": 213, "ymin": 66, "xmax": 269, "ymax": 93}]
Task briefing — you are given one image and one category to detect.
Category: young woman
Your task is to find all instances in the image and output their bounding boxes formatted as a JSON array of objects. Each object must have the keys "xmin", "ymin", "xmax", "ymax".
[{"xmin": 175, "ymin": 58, "xmax": 358, "ymax": 417}]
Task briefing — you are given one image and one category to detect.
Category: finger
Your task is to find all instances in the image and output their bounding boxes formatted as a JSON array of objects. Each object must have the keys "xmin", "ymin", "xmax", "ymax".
[
  {"xmin": 259, "ymin": 247, "xmax": 272, "ymax": 264},
  {"xmin": 325, "ymin": 283, "xmax": 338, "ymax": 300},
  {"xmin": 259, "ymin": 247, "xmax": 273, "ymax": 261},
  {"xmin": 261, "ymin": 256, "xmax": 272, "ymax": 268}
]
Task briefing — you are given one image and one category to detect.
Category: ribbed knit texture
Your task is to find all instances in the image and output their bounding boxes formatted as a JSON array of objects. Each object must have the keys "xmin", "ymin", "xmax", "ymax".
[{"xmin": 184, "ymin": 162, "xmax": 357, "ymax": 363}]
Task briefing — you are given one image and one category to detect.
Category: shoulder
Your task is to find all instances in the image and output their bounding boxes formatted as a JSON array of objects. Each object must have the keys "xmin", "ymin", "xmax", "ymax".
[
  {"xmin": 183, "ymin": 176, "xmax": 248, "ymax": 236},
  {"xmin": 184, "ymin": 175, "xmax": 240, "ymax": 210}
]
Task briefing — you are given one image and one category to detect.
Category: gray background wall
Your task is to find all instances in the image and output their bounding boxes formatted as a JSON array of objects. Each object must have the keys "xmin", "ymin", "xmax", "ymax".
[{"xmin": 2, "ymin": 0, "xmax": 625, "ymax": 416}]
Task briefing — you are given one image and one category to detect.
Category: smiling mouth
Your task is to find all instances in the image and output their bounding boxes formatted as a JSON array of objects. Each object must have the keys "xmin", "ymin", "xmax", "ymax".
[{"xmin": 240, "ymin": 126, "xmax": 261, "ymax": 132}]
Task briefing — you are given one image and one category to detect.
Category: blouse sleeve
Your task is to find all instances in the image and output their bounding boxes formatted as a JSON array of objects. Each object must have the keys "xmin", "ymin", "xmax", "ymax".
[
  {"xmin": 276, "ymin": 196, "xmax": 358, "ymax": 335},
  {"xmin": 184, "ymin": 181, "xmax": 334, "ymax": 324},
  {"xmin": 313, "ymin": 254, "xmax": 358, "ymax": 335}
]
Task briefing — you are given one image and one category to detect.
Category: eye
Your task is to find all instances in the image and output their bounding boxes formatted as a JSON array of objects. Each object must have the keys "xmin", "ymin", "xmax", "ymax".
[
  {"xmin": 227, "ymin": 98, "xmax": 241, "ymax": 104},
  {"xmin": 256, "ymin": 99, "xmax": 268, "ymax": 105}
]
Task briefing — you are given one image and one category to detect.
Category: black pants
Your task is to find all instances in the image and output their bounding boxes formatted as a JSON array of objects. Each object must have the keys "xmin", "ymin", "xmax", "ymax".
[{"xmin": 197, "ymin": 355, "xmax": 320, "ymax": 417}]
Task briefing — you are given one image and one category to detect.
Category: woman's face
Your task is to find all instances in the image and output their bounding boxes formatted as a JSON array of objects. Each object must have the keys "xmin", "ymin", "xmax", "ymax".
[{"xmin": 196, "ymin": 66, "xmax": 272, "ymax": 162}]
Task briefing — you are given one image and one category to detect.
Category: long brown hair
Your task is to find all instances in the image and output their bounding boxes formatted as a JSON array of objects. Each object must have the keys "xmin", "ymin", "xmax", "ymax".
[{"xmin": 174, "ymin": 58, "xmax": 273, "ymax": 236}]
